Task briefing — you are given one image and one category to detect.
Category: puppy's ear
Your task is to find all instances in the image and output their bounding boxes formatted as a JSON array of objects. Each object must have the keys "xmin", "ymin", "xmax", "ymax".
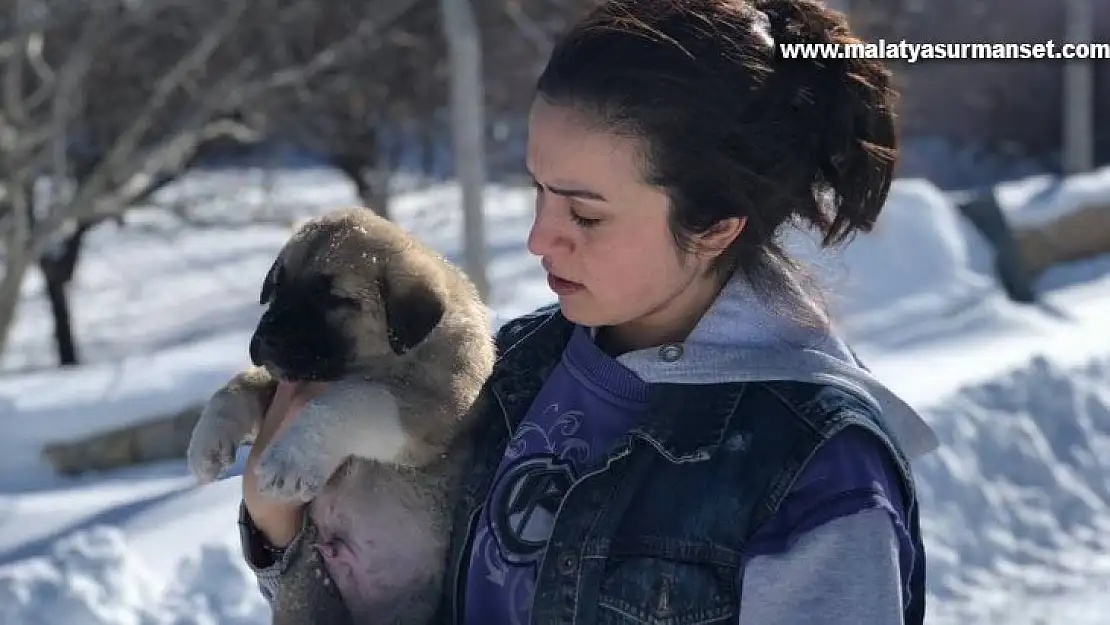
[
  {"xmin": 260, "ymin": 258, "xmax": 280, "ymax": 306},
  {"xmin": 378, "ymin": 273, "xmax": 445, "ymax": 354}
]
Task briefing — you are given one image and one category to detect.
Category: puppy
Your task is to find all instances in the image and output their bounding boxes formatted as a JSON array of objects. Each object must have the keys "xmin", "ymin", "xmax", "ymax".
[{"xmin": 186, "ymin": 207, "xmax": 496, "ymax": 624}]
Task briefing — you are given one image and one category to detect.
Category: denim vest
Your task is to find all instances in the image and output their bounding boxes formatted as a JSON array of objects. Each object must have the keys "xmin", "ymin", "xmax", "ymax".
[{"xmin": 438, "ymin": 306, "xmax": 926, "ymax": 625}]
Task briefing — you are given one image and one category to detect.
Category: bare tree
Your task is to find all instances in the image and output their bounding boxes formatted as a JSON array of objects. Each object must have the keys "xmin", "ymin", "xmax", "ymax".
[
  {"xmin": 0, "ymin": 0, "xmax": 423, "ymax": 364},
  {"xmin": 258, "ymin": 0, "xmax": 438, "ymax": 221}
]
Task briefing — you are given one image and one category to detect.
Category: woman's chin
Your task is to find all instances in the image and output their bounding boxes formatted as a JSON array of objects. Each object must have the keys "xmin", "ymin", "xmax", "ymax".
[{"xmin": 556, "ymin": 297, "xmax": 605, "ymax": 328}]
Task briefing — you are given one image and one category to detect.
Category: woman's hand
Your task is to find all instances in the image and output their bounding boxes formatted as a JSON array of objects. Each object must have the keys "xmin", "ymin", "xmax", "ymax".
[{"xmin": 241, "ymin": 380, "xmax": 329, "ymax": 547}]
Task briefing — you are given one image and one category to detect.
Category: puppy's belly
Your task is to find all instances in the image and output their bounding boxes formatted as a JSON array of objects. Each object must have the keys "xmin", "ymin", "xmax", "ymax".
[{"xmin": 309, "ymin": 462, "xmax": 450, "ymax": 621}]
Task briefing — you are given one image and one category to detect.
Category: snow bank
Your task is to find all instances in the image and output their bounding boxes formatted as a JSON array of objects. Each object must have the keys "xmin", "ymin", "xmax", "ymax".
[
  {"xmin": 919, "ymin": 354, "xmax": 1110, "ymax": 623},
  {"xmin": 784, "ymin": 170, "xmax": 1110, "ymax": 349},
  {"xmin": 995, "ymin": 166, "xmax": 1110, "ymax": 229},
  {"xmin": 818, "ymin": 179, "xmax": 994, "ymax": 316},
  {"xmin": 0, "ymin": 526, "xmax": 267, "ymax": 625},
  {"xmin": 785, "ymin": 179, "xmax": 1021, "ymax": 348}
]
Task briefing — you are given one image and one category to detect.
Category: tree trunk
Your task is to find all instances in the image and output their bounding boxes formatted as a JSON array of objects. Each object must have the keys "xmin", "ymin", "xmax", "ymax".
[
  {"xmin": 332, "ymin": 152, "xmax": 392, "ymax": 221},
  {"xmin": 0, "ymin": 180, "xmax": 35, "ymax": 363},
  {"xmin": 38, "ymin": 224, "xmax": 91, "ymax": 366},
  {"xmin": 364, "ymin": 168, "xmax": 393, "ymax": 220},
  {"xmin": 1063, "ymin": 0, "xmax": 1094, "ymax": 173},
  {"xmin": 440, "ymin": 0, "xmax": 490, "ymax": 301},
  {"xmin": 421, "ymin": 120, "xmax": 437, "ymax": 176},
  {"xmin": 44, "ymin": 271, "xmax": 79, "ymax": 366},
  {"xmin": 0, "ymin": 256, "xmax": 32, "ymax": 364}
]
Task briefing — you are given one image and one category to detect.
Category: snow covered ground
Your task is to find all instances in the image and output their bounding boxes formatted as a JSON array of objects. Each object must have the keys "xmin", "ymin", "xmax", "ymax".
[{"xmin": 2, "ymin": 165, "xmax": 1110, "ymax": 624}]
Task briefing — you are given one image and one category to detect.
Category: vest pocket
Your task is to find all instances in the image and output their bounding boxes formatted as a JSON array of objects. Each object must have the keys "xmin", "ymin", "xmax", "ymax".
[{"xmin": 596, "ymin": 554, "xmax": 738, "ymax": 625}]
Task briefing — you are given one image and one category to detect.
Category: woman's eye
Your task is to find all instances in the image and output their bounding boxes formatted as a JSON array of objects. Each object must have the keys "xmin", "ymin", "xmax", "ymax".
[{"xmin": 570, "ymin": 210, "xmax": 602, "ymax": 228}]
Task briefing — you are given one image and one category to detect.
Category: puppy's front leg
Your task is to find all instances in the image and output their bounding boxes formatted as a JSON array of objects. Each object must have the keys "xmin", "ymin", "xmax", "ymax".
[
  {"xmin": 253, "ymin": 380, "xmax": 407, "ymax": 502},
  {"xmin": 187, "ymin": 366, "xmax": 277, "ymax": 484}
]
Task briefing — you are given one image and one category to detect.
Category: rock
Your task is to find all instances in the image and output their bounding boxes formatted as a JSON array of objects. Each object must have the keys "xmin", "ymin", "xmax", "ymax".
[{"xmin": 41, "ymin": 405, "xmax": 203, "ymax": 476}]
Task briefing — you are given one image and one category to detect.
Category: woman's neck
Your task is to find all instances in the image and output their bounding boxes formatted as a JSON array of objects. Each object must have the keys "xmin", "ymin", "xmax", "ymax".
[{"xmin": 596, "ymin": 272, "xmax": 726, "ymax": 356}]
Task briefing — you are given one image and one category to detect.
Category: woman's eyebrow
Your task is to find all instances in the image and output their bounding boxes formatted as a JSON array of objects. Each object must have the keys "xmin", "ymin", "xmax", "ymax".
[{"xmin": 528, "ymin": 170, "xmax": 609, "ymax": 202}]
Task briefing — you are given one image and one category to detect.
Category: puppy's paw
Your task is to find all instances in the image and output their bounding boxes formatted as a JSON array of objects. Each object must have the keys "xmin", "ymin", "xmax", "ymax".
[
  {"xmin": 187, "ymin": 394, "xmax": 250, "ymax": 484},
  {"xmin": 253, "ymin": 407, "xmax": 339, "ymax": 502},
  {"xmin": 253, "ymin": 442, "xmax": 330, "ymax": 502}
]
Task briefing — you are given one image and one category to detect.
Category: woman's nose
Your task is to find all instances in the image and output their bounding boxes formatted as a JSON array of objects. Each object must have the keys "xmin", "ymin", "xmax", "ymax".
[
  {"xmin": 527, "ymin": 197, "xmax": 570, "ymax": 257},
  {"xmin": 526, "ymin": 213, "xmax": 549, "ymax": 257}
]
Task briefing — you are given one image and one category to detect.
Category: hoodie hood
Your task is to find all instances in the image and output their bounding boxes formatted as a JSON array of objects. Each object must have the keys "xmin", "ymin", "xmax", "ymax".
[{"xmin": 614, "ymin": 276, "xmax": 940, "ymax": 460}]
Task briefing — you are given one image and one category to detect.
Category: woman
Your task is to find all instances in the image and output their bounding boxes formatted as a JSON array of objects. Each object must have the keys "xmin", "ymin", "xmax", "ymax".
[{"xmin": 238, "ymin": 0, "xmax": 939, "ymax": 623}]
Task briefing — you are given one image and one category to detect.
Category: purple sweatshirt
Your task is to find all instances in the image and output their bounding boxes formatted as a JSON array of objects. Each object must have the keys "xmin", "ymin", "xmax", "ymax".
[{"xmin": 464, "ymin": 326, "xmax": 914, "ymax": 625}]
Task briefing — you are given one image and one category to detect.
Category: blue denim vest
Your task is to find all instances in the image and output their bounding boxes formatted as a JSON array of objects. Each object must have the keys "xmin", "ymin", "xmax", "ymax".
[{"xmin": 438, "ymin": 306, "xmax": 926, "ymax": 624}]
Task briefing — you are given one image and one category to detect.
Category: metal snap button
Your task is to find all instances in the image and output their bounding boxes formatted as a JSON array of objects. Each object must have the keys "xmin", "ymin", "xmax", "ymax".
[
  {"xmin": 659, "ymin": 343, "xmax": 683, "ymax": 362},
  {"xmin": 558, "ymin": 551, "xmax": 579, "ymax": 575}
]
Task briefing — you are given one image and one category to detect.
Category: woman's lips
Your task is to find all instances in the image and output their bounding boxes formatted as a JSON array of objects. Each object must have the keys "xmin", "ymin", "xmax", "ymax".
[{"xmin": 546, "ymin": 272, "xmax": 584, "ymax": 295}]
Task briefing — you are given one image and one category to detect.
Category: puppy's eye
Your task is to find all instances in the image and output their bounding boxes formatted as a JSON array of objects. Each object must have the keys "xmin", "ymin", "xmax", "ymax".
[
  {"xmin": 328, "ymin": 292, "xmax": 361, "ymax": 308},
  {"xmin": 260, "ymin": 262, "xmax": 283, "ymax": 306}
]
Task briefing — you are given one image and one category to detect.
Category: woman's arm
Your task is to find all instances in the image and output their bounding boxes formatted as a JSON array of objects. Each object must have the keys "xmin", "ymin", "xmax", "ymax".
[
  {"xmin": 238, "ymin": 382, "xmax": 354, "ymax": 625},
  {"xmin": 736, "ymin": 427, "xmax": 913, "ymax": 625},
  {"xmin": 737, "ymin": 509, "xmax": 905, "ymax": 625},
  {"xmin": 240, "ymin": 503, "xmax": 354, "ymax": 625}
]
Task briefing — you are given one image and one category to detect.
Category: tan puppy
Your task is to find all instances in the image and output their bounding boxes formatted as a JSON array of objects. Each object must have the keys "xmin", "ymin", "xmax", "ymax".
[{"xmin": 186, "ymin": 207, "xmax": 496, "ymax": 624}]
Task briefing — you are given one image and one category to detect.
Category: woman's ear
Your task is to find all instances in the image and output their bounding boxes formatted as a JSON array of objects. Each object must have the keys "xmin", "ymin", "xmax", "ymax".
[{"xmin": 695, "ymin": 217, "xmax": 746, "ymax": 259}]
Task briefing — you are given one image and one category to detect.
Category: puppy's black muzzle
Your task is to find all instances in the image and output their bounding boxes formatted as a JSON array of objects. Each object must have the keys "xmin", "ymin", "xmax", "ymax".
[{"xmin": 251, "ymin": 298, "xmax": 351, "ymax": 382}]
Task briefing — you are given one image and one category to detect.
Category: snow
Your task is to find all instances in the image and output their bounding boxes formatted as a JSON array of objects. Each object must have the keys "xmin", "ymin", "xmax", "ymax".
[
  {"xmin": 3, "ymin": 164, "xmax": 1110, "ymax": 624},
  {"xmin": 0, "ymin": 334, "xmax": 249, "ymax": 490},
  {"xmin": 0, "ymin": 525, "xmax": 268, "ymax": 625},
  {"xmin": 918, "ymin": 356, "xmax": 1110, "ymax": 623}
]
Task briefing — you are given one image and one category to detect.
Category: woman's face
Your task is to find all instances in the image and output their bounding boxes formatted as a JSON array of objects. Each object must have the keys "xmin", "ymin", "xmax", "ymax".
[{"xmin": 525, "ymin": 98, "xmax": 740, "ymax": 341}]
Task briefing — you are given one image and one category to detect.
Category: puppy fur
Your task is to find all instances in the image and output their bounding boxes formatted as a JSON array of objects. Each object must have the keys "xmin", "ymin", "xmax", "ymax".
[{"xmin": 186, "ymin": 207, "xmax": 496, "ymax": 624}]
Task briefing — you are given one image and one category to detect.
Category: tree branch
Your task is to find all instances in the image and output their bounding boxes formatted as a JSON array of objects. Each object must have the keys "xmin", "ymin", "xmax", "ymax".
[{"xmin": 235, "ymin": 0, "xmax": 425, "ymax": 103}]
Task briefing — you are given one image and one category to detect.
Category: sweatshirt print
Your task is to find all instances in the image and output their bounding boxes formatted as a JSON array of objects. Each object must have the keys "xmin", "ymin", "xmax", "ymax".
[
  {"xmin": 463, "ymin": 325, "xmax": 913, "ymax": 625},
  {"xmin": 465, "ymin": 325, "xmax": 650, "ymax": 625}
]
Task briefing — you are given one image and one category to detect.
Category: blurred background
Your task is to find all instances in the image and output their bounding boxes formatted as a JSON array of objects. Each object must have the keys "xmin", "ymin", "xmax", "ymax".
[{"xmin": 0, "ymin": 1, "xmax": 1108, "ymax": 623}]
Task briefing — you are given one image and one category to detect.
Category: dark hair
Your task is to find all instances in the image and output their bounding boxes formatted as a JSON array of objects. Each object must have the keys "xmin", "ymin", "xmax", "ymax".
[{"xmin": 535, "ymin": 0, "xmax": 898, "ymax": 326}]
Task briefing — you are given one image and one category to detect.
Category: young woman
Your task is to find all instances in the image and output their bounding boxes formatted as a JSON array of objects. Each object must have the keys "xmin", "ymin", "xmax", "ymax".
[{"xmin": 238, "ymin": 0, "xmax": 939, "ymax": 623}]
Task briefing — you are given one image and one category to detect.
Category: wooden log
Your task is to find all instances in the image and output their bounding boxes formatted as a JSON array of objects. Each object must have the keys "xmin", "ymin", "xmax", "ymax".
[{"xmin": 1014, "ymin": 201, "xmax": 1110, "ymax": 279}]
